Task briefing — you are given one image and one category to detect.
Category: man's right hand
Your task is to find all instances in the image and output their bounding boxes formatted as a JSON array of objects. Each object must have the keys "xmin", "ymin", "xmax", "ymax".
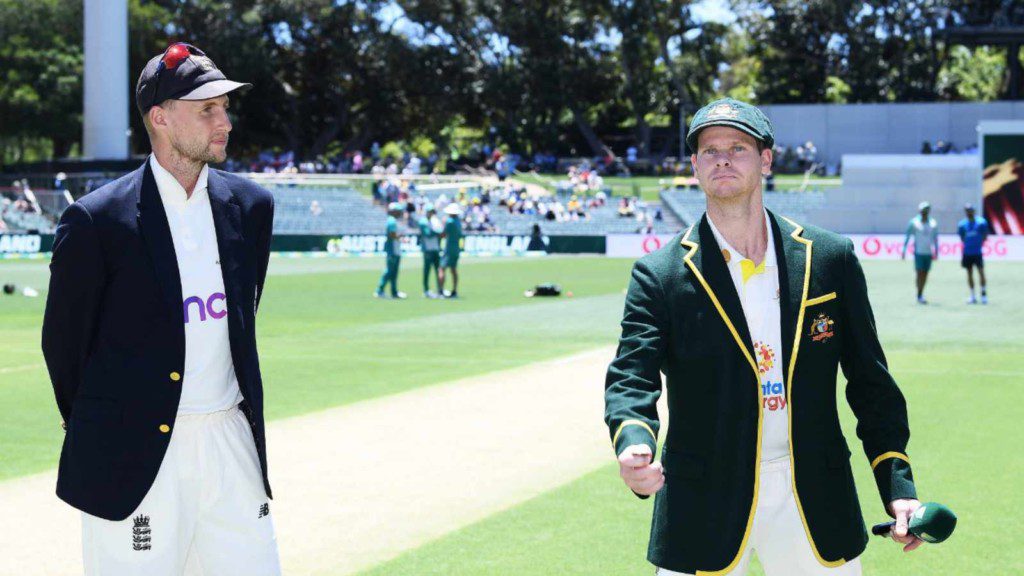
[{"xmin": 618, "ymin": 444, "xmax": 665, "ymax": 496}]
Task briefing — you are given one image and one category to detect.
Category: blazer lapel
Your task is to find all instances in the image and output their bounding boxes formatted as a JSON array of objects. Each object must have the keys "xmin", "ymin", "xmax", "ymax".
[
  {"xmin": 136, "ymin": 163, "xmax": 183, "ymax": 318},
  {"xmin": 206, "ymin": 170, "xmax": 246, "ymax": 323},
  {"xmin": 680, "ymin": 215, "xmax": 758, "ymax": 380},
  {"xmin": 775, "ymin": 212, "xmax": 813, "ymax": 390}
]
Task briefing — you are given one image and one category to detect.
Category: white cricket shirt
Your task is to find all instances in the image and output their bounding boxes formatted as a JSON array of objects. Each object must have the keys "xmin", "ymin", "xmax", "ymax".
[
  {"xmin": 150, "ymin": 155, "xmax": 243, "ymax": 415},
  {"xmin": 707, "ymin": 210, "xmax": 790, "ymax": 462}
]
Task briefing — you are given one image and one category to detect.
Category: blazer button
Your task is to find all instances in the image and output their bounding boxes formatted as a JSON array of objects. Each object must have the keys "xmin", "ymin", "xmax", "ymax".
[
  {"xmin": 159, "ymin": 424, "xmax": 171, "ymax": 433},
  {"xmin": 170, "ymin": 372, "xmax": 181, "ymax": 382}
]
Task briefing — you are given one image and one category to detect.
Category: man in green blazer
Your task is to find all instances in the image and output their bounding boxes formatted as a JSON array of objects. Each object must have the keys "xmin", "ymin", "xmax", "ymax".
[{"xmin": 605, "ymin": 98, "xmax": 923, "ymax": 575}]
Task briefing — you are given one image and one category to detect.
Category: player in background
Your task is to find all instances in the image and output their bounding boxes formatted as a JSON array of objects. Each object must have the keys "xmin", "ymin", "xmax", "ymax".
[
  {"xmin": 419, "ymin": 204, "xmax": 443, "ymax": 298},
  {"xmin": 439, "ymin": 203, "xmax": 463, "ymax": 299},
  {"xmin": 375, "ymin": 202, "xmax": 407, "ymax": 299},
  {"xmin": 957, "ymin": 203, "xmax": 990, "ymax": 304},
  {"xmin": 901, "ymin": 201, "xmax": 939, "ymax": 304}
]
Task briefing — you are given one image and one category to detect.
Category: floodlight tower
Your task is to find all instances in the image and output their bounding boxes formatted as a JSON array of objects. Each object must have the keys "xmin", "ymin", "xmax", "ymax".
[{"xmin": 82, "ymin": 0, "xmax": 130, "ymax": 159}]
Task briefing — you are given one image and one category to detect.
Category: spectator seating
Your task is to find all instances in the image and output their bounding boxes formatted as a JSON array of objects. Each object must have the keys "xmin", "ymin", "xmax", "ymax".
[
  {"xmin": 660, "ymin": 189, "xmax": 827, "ymax": 228},
  {"xmin": 268, "ymin": 185, "xmax": 384, "ymax": 235}
]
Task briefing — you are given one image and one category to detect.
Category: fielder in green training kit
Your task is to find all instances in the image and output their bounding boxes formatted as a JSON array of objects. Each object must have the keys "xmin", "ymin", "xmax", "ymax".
[
  {"xmin": 419, "ymin": 204, "xmax": 443, "ymax": 298},
  {"xmin": 440, "ymin": 203, "xmax": 463, "ymax": 298},
  {"xmin": 605, "ymin": 98, "xmax": 924, "ymax": 576},
  {"xmin": 375, "ymin": 202, "xmax": 406, "ymax": 299}
]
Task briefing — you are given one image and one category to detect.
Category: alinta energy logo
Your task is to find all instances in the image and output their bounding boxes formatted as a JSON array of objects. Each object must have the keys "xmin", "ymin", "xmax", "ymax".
[
  {"xmin": 755, "ymin": 340, "xmax": 786, "ymax": 411},
  {"xmin": 183, "ymin": 292, "xmax": 227, "ymax": 323}
]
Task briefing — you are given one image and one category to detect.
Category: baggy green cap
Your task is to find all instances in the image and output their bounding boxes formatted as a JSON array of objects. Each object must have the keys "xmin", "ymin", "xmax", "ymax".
[{"xmin": 687, "ymin": 97, "xmax": 774, "ymax": 151}]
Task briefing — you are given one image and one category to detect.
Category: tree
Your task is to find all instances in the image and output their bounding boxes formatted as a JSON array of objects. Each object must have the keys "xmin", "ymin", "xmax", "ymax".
[
  {"xmin": 937, "ymin": 45, "xmax": 1006, "ymax": 101},
  {"xmin": 0, "ymin": 0, "xmax": 83, "ymax": 161}
]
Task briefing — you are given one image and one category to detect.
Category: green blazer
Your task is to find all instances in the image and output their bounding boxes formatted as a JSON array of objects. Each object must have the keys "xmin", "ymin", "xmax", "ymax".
[{"xmin": 605, "ymin": 211, "xmax": 916, "ymax": 575}]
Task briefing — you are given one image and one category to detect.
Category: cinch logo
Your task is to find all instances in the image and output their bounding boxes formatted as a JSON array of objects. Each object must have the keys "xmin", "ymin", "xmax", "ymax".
[{"xmin": 183, "ymin": 292, "xmax": 227, "ymax": 323}]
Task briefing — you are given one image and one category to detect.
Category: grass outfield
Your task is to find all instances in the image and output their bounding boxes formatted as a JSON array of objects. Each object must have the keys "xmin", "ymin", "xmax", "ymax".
[
  {"xmin": 1, "ymin": 256, "xmax": 1021, "ymax": 574},
  {"xmin": 355, "ymin": 259, "xmax": 1024, "ymax": 575},
  {"xmin": 0, "ymin": 256, "xmax": 633, "ymax": 480}
]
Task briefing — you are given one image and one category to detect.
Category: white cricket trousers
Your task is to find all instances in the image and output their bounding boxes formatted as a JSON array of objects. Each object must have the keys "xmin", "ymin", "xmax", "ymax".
[
  {"xmin": 657, "ymin": 457, "xmax": 863, "ymax": 576},
  {"xmin": 81, "ymin": 405, "xmax": 281, "ymax": 575}
]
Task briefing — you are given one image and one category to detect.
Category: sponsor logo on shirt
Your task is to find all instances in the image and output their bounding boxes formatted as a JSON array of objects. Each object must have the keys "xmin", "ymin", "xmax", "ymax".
[
  {"xmin": 183, "ymin": 292, "xmax": 227, "ymax": 323},
  {"xmin": 756, "ymin": 341, "xmax": 787, "ymax": 411},
  {"xmin": 755, "ymin": 341, "xmax": 775, "ymax": 375},
  {"xmin": 761, "ymin": 380, "xmax": 787, "ymax": 411}
]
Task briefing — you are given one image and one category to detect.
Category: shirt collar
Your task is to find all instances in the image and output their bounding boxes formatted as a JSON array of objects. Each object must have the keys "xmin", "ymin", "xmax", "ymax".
[
  {"xmin": 706, "ymin": 208, "xmax": 777, "ymax": 273},
  {"xmin": 149, "ymin": 154, "xmax": 209, "ymax": 209}
]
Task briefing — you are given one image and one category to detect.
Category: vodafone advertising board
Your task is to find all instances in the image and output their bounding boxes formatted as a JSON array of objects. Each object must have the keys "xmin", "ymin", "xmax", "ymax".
[
  {"xmin": 606, "ymin": 234, "xmax": 678, "ymax": 258},
  {"xmin": 607, "ymin": 233, "xmax": 1024, "ymax": 261},
  {"xmin": 849, "ymin": 234, "xmax": 1024, "ymax": 261}
]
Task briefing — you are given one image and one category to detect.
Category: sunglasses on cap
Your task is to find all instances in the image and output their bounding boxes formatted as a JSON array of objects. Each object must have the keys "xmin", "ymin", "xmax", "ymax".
[{"xmin": 149, "ymin": 42, "xmax": 202, "ymax": 109}]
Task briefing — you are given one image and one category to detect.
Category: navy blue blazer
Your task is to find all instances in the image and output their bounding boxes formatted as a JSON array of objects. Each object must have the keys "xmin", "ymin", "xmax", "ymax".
[{"xmin": 41, "ymin": 162, "xmax": 274, "ymax": 521}]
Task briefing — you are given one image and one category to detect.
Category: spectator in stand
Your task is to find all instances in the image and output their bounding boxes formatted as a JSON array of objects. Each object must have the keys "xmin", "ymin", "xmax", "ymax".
[
  {"xmin": 371, "ymin": 180, "xmax": 383, "ymax": 205},
  {"xmin": 920, "ymin": 141, "xmax": 932, "ymax": 155},
  {"xmin": 309, "ymin": 200, "xmax": 323, "ymax": 217},
  {"xmin": 404, "ymin": 154, "xmax": 421, "ymax": 175},
  {"xmin": 435, "ymin": 192, "xmax": 449, "ymax": 212},
  {"xmin": 805, "ymin": 141, "xmax": 818, "ymax": 167},
  {"xmin": 495, "ymin": 156, "xmax": 510, "ymax": 181},
  {"xmin": 353, "ymin": 151, "xmax": 364, "ymax": 173},
  {"xmin": 528, "ymin": 223, "xmax": 546, "ymax": 251},
  {"xmin": 405, "ymin": 198, "xmax": 417, "ymax": 227},
  {"xmin": 567, "ymin": 195, "xmax": 581, "ymax": 214},
  {"xmin": 618, "ymin": 197, "xmax": 634, "ymax": 217},
  {"xmin": 627, "ymin": 146, "xmax": 638, "ymax": 164},
  {"xmin": 638, "ymin": 216, "xmax": 655, "ymax": 235}
]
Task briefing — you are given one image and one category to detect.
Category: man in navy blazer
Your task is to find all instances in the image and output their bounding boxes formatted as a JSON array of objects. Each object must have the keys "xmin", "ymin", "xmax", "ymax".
[{"xmin": 42, "ymin": 43, "xmax": 281, "ymax": 574}]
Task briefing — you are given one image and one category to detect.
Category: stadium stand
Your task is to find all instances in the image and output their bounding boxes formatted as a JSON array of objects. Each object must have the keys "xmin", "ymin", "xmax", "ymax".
[
  {"xmin": 1, "ymin": 187, "xmax": 59, "ymax": 233},
  {"xmin": 267, "ymin": 181, "xmax": 685, "ymax": 236},
  {"xmin": 409, "ymin": 188, "xmax": 684, "ymax": 235},
  {"xmin": 660, "ymin": 189, "xmax": 827, "ymax": 229},
  {"xmin": 267, "ymin": 185, "xmax": 384, "ymax": 235}
]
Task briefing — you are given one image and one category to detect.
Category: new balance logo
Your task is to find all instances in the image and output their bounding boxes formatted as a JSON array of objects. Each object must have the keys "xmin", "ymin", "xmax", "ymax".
[
  {"xmin": 258, "ymin": 503, "xmax": 270, "ymax": 519},
  {"xmin": 132, "ymin": 515, "xmax": 152, "ymax": 551}
]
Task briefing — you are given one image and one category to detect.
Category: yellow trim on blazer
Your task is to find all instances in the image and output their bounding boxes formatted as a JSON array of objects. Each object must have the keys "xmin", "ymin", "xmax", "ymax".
[
  {"xmin": 612, "ymin": 419, "xmax": 657, "ymax": 449},
  {"xmin": 680, "ymin": 224, "xmax": 763, "ymax": 576},
  {"xmin": 782, "ymin": 216, "xmax": 847, "ymax": 569},
  {"xmin": 871, "ymin": 451, "xmax": 910, "ymax": 470},
  {"xmin": 804, "ymin": 291, "xmax": 837, "ymax": 307}
]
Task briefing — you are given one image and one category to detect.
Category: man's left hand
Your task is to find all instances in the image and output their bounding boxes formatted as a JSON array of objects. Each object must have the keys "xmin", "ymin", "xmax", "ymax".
[{"xmin": 889, "ymin": 498, "xmax": 924, "ymax": 552}]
